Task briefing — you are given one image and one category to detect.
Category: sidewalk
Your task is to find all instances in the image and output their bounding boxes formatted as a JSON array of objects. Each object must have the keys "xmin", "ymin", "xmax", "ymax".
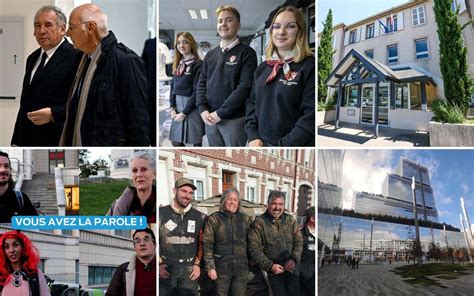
[
  {"xmin": 318, "ymin": 122, "xmax": 430, "ymax": 147},
  {"xmin": 319, "ymin": 263, "xmax": 474, "ymax": 296}
]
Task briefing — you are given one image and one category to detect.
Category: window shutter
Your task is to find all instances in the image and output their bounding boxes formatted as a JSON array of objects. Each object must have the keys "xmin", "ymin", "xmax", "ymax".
[
  {"xmin": 344, "ymin": 31, "xmax": 349, "ymax": 46},
  {"xmin": 398, "ymin": 12, "xmax": 404, "ymax": 30},
  {"xmin": 360, "ymin": 25, "xmax": 366, "ymax": 41}
]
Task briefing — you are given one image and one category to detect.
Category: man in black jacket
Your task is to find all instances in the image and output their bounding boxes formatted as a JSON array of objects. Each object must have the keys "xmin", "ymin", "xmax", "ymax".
[
  {"xmin": 11, "ymin": 6, "xmax": 81, "ymax": 146},
  {"xmin": 60, "ymin": 3, "xmax": 150, "ymax": 146},
  {"xmin": 0, "ymin": 152, "xmax": 37, "ymax": 223}
]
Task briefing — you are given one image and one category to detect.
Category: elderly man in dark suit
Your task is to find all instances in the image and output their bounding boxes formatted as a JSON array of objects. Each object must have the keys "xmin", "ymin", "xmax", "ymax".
[{"xmin": 11, "ymin": 6, "xmax": 81, "ymax": 147}]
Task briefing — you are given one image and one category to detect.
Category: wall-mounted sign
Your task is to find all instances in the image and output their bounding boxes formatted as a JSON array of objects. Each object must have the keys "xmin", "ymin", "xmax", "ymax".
[{"xmin": 347, "ymin": 109, "xmax": 355, "ymax": 116}]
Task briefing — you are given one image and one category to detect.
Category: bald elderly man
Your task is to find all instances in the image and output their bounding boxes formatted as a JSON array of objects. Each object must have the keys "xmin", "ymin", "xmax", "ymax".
[{"xmin": 60, "ymin": 4, "xmax": 150, "ymax": 146}]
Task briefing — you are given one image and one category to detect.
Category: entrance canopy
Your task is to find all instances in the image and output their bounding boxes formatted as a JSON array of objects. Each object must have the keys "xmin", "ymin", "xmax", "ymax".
[{"xmin": 326, "ymin": 49, "xmax": 437, "ymax": 87}]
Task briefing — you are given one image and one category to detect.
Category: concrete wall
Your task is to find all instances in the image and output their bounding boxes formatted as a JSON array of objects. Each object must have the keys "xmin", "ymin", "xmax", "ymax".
[
  {"xmin": 429, "ymin": 121, "xmax": 474, "ymax": 146},
  {"xmin": 339, "ymin": 107, "xmax": 361, "ymax": 124},
  {"xmin": 79, "ymin": 230, "xmax": 134, "ymax": 289},
  {"xmin": 317, "ymin": 110, "xmax": 336, "ymax": 125},
  {"xmin": 389, "ymin": 109, "xmax": 433, "ymax": 131}
]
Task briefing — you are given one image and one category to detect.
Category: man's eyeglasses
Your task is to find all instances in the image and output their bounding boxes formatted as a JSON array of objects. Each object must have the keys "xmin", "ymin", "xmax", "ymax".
[
  {"xmin": 133, "ymin": 236, "xmax": 154, "ymax": 245},
  {"xmin": 271, "ymin": 22, "xmax": 298, "ymax": 34},
  {"xmin": 67, "ymin": 21, "xmax": 94, "ymax": 32}
]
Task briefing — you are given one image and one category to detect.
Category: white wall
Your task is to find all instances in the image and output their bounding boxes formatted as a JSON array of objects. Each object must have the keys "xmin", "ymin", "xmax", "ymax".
[
  {"xmin": 389, "ymin": 109, "xmax": 433, "ymax": 131},
  {"xmin": 93, "ymin": 0, "xmax": 150, "ymax": 55}
]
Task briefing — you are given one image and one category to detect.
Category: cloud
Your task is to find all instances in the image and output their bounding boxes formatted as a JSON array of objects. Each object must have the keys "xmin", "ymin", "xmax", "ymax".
[
  {"xmin": 341, "ymin": 150, "xmax": 395, "ymax": 209},
  {"xmin": 438, "ymin": 209, "xmax": 451, "ymax": 218},
  {"xmin": 461, "ymin": 184, "xmax": 469, "ymax": 194},
  {"xmin": 440, "ymin": 196, "xmax": 454, "ymax": 205}
]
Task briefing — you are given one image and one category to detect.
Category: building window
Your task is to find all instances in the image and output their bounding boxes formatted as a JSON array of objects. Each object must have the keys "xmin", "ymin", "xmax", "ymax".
[
  {"xmin": 365, "ymin": 49, "xmax": 374, "ymax": 59},
  {"xmin": 366, "ymin": 23, "xmax": 375, "ymax": 39},
  {"xmin": 386, "ymin": 15, "xmax": 398, "ymax": 32},
  {"xmin": 412, "ymin": 6, "xmax": 426, "ymax": 26},
  {"xmin": 284, "ymin": 150, "xmax": 292, "ymax": 160},
  {"xmin": 193, "ymin": 179, "xmax": 204, "ymax": 200},
  {"xmin": 395, "ymin": 83, "xmax": 409, "ymax": 109},
  {"xmin": 88, "ymin": 266, "xmax": 116, "ymax": 286},
  {"xmin": 349, "ymin": 30, "xmax": 357, "ymax": 44},
  {"xmin": 387, "ymin": 44, "xmax": 398, "ymax": 64},
  {"xmin": 247, "ymin": 186, "xmax": 256, "ymax": 203},
  {"xmin": 303, "ymin": 151, "xmax": 311, "ymax": 167},
  {"xmin": 49, "ymin": 150, "xmax": 65, "ymax": 174},
  {"xmin": 415, "ymin": 38, "xmax": 429, "ymax": 59},
  {"xmin": 410, "ymin": 83, "xmax": 422, "ymax": 110},
  {"xmin": 345, "ymin": 86, "xmax": 358, "ymax": 107}
]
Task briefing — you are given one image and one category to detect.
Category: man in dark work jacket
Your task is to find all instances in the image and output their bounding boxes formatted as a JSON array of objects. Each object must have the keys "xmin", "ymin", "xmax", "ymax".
[
  {"xmin": 196, "ymin": 5, "xmax": 257, "ymax": 147},
  {"xmin": 11, "ymin": 6, "xmax": 81, "ymax": 146}
]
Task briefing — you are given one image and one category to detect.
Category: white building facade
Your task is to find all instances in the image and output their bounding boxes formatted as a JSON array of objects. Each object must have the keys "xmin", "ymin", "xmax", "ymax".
[{"xmin": 322, "ymin": 0, "xmax": 474, "ymax": 132}]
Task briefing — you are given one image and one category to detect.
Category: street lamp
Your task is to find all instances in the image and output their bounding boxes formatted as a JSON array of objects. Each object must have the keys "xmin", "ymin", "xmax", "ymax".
[{"xmin": 460, "ymin": 214, "xmax": 473, "ymax": 263}]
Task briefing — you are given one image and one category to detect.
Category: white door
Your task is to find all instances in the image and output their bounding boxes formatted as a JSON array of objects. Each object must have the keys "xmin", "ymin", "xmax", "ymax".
[{"xmin": 0, "ymin": 17, "xmax": 24, "ymax": 100}]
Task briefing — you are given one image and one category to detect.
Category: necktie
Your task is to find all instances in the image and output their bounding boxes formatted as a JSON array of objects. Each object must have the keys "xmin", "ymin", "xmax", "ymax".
[{"xmin": 32, "ymin": 52, "xmax": 48, "ymax": 81}]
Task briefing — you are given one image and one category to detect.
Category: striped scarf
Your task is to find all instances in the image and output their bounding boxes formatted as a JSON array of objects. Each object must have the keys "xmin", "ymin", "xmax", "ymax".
[
  {"xmin": 265, "ymin": 51, "xmax": 294, "ymax": 84},
  {"xmin": 176, "ymin": 57, "xmax": 195, "ymax": 76}
]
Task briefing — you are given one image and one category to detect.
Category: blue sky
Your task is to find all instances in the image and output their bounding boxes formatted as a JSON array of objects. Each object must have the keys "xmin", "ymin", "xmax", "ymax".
[
  {"xmin": 341, "ymin": 150, "xmax": 474, "ymax": 229},
  {"xmin": 318, "ymin": 0, "xmax": 409, "ymax": 32}
]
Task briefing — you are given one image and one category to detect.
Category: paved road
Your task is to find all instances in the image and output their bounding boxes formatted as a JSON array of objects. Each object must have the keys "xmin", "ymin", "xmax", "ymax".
[
  {"xmin": 318, "ymin": 262, "xmax": 474, "ymax": 296},
  {"xmin": 318, "ymin": 123, "xmax": 430, "ymax": 147}
]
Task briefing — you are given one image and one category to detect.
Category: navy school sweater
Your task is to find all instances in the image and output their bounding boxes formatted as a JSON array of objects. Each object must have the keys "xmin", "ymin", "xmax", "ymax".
[
  {"xmin": 245, "ymin": 55, "xmax": 315, "ymax": 146},
  {"xmin": 196, "ymin": 43, "xmax": 257, "ymax": 119},
  {"xmin": 170, "ymin": 59, "xmax": 203, "ymax": 115}
]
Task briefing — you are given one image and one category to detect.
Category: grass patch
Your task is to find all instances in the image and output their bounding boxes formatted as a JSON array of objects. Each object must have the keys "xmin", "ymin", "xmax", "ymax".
[
  {"xmin": 80, "ymin": 179, "xmax": 130, "ymax": 215},
  {"xmin": 391, "ymin": 263, "xmax": 469, "ymax": 287}
]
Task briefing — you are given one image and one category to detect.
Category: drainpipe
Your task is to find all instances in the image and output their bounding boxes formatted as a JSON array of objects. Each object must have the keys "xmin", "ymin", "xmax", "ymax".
[{"xmin": 55, "ymin": 167, "xmax": 66, "ymax": 216}]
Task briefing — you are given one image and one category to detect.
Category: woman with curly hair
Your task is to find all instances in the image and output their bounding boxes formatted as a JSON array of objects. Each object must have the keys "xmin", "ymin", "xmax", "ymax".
[{"xmin": 0, "ymin": 230, "xmax": 50, "ymax": 296}]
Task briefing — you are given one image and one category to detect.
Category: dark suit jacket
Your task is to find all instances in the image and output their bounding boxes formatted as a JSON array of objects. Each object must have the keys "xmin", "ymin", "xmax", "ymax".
[{"xmin": 11, "ymin": 39, "xmax": 82, "ymax": 146}]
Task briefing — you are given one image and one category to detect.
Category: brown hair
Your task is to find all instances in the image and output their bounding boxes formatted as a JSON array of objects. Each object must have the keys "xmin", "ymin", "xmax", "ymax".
[
  {"xmin": 172, "ymin": 32, "xmax": 201, "ymax": 74},
  {"xmin": 216, "ymin": 5, "xmax": 240, "ymax": 22},
  {"xmin": 266, "ymin": 6, "xmax": 312, "ymax": 62}
]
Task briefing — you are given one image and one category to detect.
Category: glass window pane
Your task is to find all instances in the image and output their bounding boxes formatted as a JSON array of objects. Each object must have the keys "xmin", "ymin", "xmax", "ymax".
[
  {"xmin": 415, "ymin": 38, "xmax": 428, "ymax": 59},
  {"xmin": 410, "ymin": 83, "xmax": 422, "ymax": 110}
]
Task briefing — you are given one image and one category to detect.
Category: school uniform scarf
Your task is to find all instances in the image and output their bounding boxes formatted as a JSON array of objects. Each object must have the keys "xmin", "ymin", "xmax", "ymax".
[
  {"xmin": 175, "ymin": 57, "xmax": 195, "ymax": 76},
  {"xmin": 265, "ymin": 50, "xmax": 294, "ymax": 84}
]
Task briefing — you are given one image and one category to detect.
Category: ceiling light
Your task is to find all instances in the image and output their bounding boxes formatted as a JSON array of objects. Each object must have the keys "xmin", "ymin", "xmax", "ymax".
[
  {"xmin": 188, "ymin": 9, "xmax": 198, "ymax": 19},
  {"xmin": 200, "ymin": 9, "xmax": 208, "ymax": 19}
]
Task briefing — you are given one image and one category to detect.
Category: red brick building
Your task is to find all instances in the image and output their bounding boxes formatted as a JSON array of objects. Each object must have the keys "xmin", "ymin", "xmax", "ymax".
[{"xmin": 159, "ymin": 149, "xmax": 315, "ymax": 216}]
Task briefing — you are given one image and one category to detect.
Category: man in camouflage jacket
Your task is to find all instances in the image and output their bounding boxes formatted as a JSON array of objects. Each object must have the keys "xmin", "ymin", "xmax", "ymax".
[
  {"xmin": 248, "ymin": 191, "xmax": 303, "ymax": 296},
  {"xmin": 202, "ymin": 187, "xmax": 252, "ymax": 296}
]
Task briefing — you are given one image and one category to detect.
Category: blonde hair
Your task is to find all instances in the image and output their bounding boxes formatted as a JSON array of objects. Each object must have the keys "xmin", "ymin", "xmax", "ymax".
[
  {"xmin": 266, "ymin": 6, "xmax": 312, "ymax": 62},
  {"xmin": 172, "ymin": 32, "xmax": 201, "ymax": 74},
  {"xmin": 216, "ymin": 5, "xmax": 240, "ymax": 22}
]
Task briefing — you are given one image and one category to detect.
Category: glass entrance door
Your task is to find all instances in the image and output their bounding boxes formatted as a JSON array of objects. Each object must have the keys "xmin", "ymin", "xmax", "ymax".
[
  {"xmin": 378, "ymin": 85, "xmax": 389, "ymax": 125},
  {"xmin": 361, "ymin": 86, "xmax": 374, "ymax": 124}
]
